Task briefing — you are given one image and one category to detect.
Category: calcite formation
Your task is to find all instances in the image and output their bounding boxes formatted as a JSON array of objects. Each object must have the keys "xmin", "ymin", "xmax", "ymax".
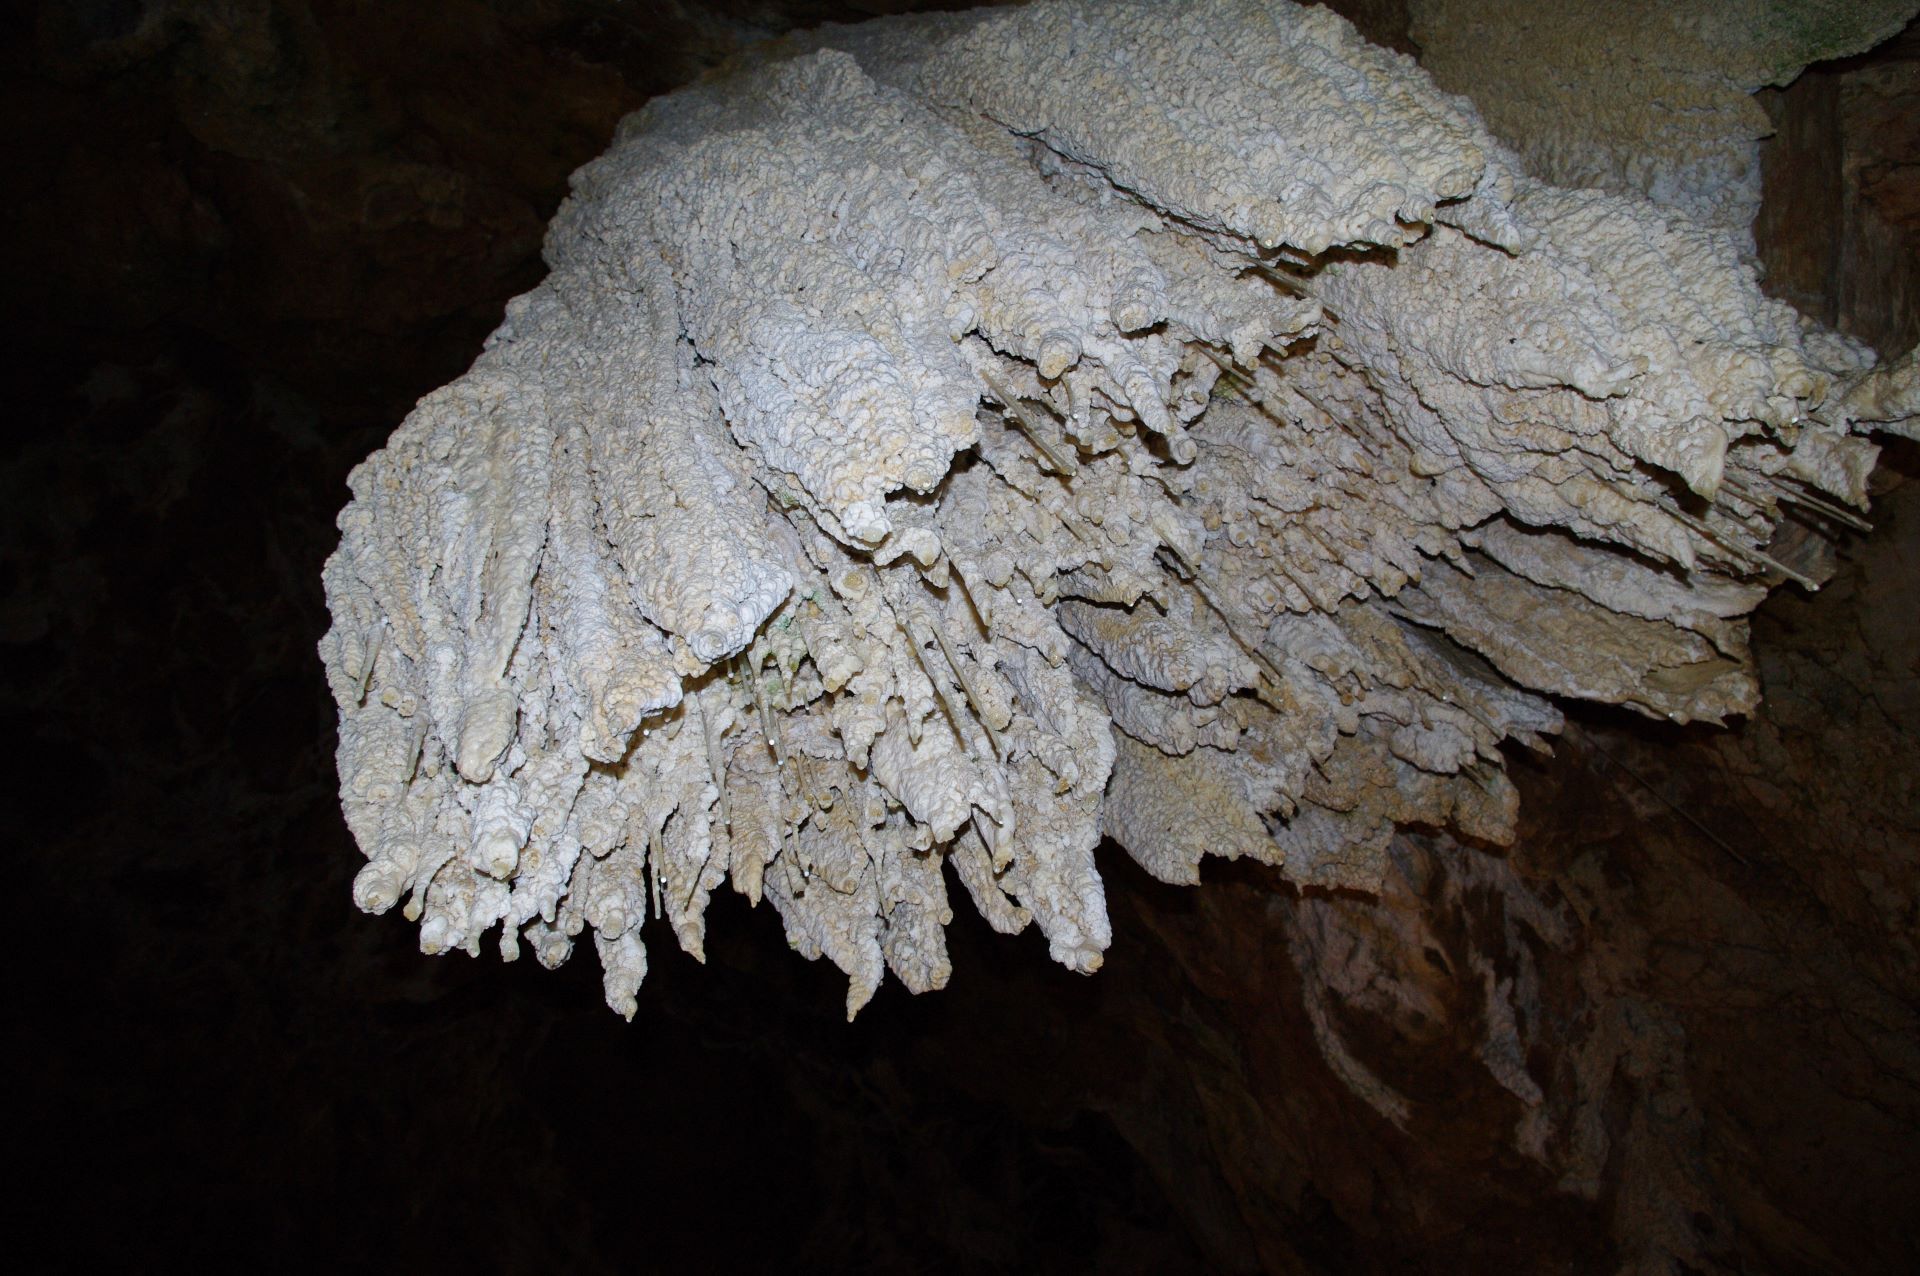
[
  {"xmin": 320, "ymin": 0, "xmax": 1917, "ymax": 1018},
  {"xmin": 1408, "ymin": 0, "xmax": 1920, "ymax": 236}
]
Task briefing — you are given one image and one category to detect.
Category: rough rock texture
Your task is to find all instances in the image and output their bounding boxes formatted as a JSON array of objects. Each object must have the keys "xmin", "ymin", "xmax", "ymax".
[
  {"xmin": 1104, "ymin": 448, "xmax": 1920, "ymax": 1273},
  {"xmin": 1408, "ymin": 0, "xmax": 1920, "ymax": 235},
  {"xmin": 1757, "ymin": 17, "xmax": 1920, "ymax": 358},
  {"xmin": 321, "ymin": 0, "xmax": 1918, "ymax": 1018}
]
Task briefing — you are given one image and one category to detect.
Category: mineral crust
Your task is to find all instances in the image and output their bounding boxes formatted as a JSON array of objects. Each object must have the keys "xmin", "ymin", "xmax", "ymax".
[{"xmin": 320, "ymin": 0, "xmax": 1918, "ymax": 1017}]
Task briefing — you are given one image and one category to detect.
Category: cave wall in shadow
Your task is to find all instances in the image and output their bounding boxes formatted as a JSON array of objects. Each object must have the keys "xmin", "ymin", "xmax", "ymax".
[{"xmin": 1758, "ymin": 18, "xmax": 1920, "ymax": 356}]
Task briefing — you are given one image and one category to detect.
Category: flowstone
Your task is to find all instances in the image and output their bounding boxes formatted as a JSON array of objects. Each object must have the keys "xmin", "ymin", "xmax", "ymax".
[{"xmin": 320, "ymin": 0, "xmax": 1918, "ymax": 1018}]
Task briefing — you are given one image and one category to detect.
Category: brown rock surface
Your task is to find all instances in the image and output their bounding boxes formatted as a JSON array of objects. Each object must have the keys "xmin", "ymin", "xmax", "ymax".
[{"xmin": 1759, "ymin": 17, "xmax": 1920, "ymax": 356}]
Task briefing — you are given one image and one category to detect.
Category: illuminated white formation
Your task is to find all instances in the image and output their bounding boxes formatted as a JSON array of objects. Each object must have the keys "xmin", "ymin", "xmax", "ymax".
[{"xmin": 320, "ymin": 0, "xmax": 1916, "ymax": 1018}]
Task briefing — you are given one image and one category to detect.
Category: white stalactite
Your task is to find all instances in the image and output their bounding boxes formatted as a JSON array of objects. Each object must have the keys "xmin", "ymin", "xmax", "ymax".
[{"xmin": 319, "ymin": 0, "xmax": 1917, "ymax": 1019}]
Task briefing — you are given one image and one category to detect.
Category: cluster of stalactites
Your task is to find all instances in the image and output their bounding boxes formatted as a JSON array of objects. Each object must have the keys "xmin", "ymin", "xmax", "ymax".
[{"xmin": 319, "ymin": 0, "xmax": 1914, "ymax": 1018}]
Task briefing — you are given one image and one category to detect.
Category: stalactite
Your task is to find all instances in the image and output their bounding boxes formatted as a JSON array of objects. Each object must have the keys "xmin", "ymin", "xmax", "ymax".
[{"xmin": 320, "ymin": 0, "xmax": 1917, "ymax": 1018}]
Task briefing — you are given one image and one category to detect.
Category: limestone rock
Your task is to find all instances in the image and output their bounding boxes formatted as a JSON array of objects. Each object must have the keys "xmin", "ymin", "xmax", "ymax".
[{"xmin": 320, "ymin": 0, "xmax": 1918, "ymax": 1017}]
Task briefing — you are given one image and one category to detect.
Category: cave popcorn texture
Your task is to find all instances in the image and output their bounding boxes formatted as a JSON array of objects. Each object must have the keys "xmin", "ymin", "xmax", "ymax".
[{"xmin": 319, "ymin": 0, "xmax": 1917, "ymax": 1019}]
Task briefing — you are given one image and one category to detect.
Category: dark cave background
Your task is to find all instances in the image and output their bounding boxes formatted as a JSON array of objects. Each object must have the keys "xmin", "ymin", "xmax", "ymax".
[{"xmin": 6, "ymin": 3, "xmax": 1917, "ymax": 1272}]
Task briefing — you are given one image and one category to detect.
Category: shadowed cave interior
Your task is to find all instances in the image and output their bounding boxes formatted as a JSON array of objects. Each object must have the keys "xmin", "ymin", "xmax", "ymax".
[{"xmin": 8, "ymin": 2, "xmax": 1919, "ymax": 1272}]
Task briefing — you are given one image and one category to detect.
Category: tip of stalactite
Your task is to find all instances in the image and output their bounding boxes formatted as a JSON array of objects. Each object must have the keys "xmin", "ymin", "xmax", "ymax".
[{"xmin": 319, "ymin": 0, "xmax": 1915, "ymax": 1021}]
